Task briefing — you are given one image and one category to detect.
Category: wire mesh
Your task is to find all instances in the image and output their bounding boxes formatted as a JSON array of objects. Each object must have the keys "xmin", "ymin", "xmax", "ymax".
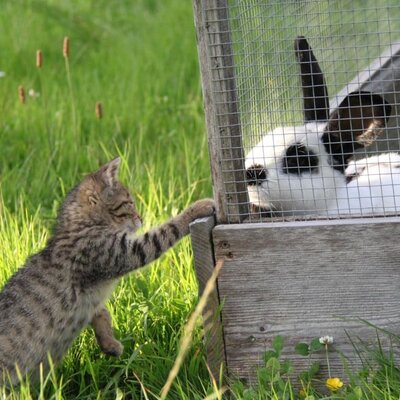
[{"xmin": 198, "ymin": 0, "xmax": 400, "ymax": 223}]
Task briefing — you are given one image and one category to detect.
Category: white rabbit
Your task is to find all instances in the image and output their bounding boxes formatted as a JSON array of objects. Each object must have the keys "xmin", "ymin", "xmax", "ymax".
[
  {"xmin": 245, "ymin": 36, "xmax": 394, "ymax": 217},
  {"xmin": 335, "ymin": 153, "xmax": 400, "ymax": 215}
]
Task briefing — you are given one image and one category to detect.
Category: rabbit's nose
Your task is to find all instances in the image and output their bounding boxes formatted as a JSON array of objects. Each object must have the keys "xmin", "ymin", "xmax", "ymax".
[{"xmin": 246, "ymin": 165, "xmax": 268, "ymax": 185}]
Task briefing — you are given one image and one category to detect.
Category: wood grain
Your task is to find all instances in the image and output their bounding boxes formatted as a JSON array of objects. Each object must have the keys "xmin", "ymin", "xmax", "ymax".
[
  {"xmin": 213, "ymin": 218, "xmax": 400, "ymax": 383},
  {"xmin": 190, "ymin": 216, "xmax": 226, "ymax": 380}
]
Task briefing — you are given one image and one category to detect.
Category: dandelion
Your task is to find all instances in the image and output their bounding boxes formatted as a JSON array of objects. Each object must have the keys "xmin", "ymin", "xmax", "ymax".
[
  {"xmin": 18, "ymin": 85, "xmax": 26, "ymax": 104},
  {"xmin": 326, "ymin": 377, "xmax": 343, "ymax": 392},
  {"xmin": 95, "ymin": 101, "xmax": 103, "ymax": 119},
  {"xmin": 63, "ymin": 37, "xmax": 70, "ymax": 58},
  {"xmin": 319, "ymin": 336, "xmax": 333, "ymax": 345},
  {"xmin": 36, "ymin": 50, "xmax": 43, "ymax": 68}
]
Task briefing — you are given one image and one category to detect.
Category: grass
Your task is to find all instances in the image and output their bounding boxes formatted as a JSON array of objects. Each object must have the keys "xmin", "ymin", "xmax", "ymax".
[
  {"xmin": 0, "ymin": 1, "xmax": 215, "ymax": 398},
  {"xmin": 1, "ymin": 0, "xmax": 400, "ymax": 399}
]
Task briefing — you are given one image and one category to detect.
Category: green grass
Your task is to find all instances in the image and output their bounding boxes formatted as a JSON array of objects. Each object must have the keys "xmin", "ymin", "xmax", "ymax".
[
  {"xmin": 0, "ymin": 1, "xmax": 216, "ymax": 398},
  {"xmin": 1, "ymin": 1, "xmax": 400, "ymax": 399}
]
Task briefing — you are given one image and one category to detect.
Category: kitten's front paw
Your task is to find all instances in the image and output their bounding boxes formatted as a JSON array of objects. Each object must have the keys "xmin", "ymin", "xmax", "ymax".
[
  {"xmin": 99, "ymin": 337, "xmax": 124, "ymax": 357},
  {"xmin": 188, "ymin": 199, "xmax": 216, "ymax": 221}
]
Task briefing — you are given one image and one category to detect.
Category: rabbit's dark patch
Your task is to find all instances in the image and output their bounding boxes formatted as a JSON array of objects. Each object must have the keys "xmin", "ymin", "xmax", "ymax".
[{"xmin": 282, "ymin": 143, "xmax": 319, "ymax": 175}]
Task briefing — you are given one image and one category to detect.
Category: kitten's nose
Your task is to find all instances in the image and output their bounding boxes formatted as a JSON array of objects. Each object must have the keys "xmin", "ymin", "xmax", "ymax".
[{"xmin": 246, "ymin": 165, "xmax": 268, "ymax": 185}]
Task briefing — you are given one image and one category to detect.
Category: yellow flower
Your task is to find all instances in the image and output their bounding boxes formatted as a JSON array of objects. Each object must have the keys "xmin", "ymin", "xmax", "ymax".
[{"xmin": 326, "ymin": 377, "xmax": 344, "ymax": 392}]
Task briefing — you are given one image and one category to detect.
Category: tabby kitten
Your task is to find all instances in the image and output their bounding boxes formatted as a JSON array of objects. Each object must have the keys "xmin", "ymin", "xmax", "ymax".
[{"xmin": 0, "ymin": 158, "xmax": 215, "ymax": 385}]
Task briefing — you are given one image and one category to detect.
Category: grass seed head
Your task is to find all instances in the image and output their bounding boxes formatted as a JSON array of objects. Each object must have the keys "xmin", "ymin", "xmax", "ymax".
[
  {"xmin": 36, "ymin": 50, "xmax": 43, "ymax": 68},
  {"xmin": 18, "ymin": 85, "xmax": 25, "ymax": 104},
  {"xmin": 95, "ymin": 101, "xmax": 103, "ymax": 119},
  {"xmin": 63, "ymin": 37, "xmax": 70, "ymax": 58}
]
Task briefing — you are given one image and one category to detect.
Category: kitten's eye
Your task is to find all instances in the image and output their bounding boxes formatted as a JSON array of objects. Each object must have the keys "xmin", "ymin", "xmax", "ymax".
[
  {"xmin": 282, "ymin": 143, "xmax": 319, "ymax": 175},
  {"xmin": 111, "ymin": 200, "xmax": 135, "ymax": 218}
]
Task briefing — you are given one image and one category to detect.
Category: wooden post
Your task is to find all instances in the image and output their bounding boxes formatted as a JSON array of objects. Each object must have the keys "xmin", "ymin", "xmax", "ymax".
[
  {"xmin": 193, "ymin": 0, "xmax": 249, "ymax": 223},
  {"xmin": 190, "ymin": 216, "xmax": 226, "ymax": 380}
]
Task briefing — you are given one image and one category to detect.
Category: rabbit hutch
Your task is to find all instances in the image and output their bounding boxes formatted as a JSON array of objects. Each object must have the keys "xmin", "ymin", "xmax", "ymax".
[{"xmin": 190, "ymin": 0, "xmax": 400, "ymax": 385}]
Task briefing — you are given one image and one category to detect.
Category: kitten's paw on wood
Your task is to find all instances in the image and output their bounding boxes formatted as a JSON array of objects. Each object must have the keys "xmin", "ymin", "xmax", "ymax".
[{"xmin": 187, "ymin": 199, "xmax": 215, "ymax": 220}]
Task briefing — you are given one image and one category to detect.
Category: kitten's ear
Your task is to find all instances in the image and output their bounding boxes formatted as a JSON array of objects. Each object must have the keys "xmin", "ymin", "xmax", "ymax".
[{"xmin": 97, "ymin": 157, "xmax": 121, "ymax": 186}]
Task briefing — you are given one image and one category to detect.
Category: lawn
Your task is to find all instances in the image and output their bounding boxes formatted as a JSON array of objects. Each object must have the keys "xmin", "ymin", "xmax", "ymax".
[
  {"xmin": 0, "ymin": 0, "xmax": 216, "ymax": 398},
  {"xmin": 1, "ymin": 1, "xmax": 400, "ymax": 399}
]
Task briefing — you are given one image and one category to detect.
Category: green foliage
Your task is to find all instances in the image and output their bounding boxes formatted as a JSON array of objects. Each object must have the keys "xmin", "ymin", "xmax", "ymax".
[
  {"xmin": 1, "ymin": 1, "xmax": 400, "ymax": 399},
  {"xmin": 230, "ymin": 329, "xmax": 400, "ymax": 400},
  {"xmin": 0, "ymin": 0, "xmax": 214, "ymax": 398}
]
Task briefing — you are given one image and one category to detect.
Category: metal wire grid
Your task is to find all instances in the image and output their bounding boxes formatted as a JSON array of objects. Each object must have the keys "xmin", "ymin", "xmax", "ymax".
[{"xmin": 199, "ymin": 0, "xmax": 400, "ymax": 223}]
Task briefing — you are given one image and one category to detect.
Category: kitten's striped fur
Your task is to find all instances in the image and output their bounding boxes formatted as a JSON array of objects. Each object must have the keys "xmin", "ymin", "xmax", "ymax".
[{"xmin": 0, "ymin": 158, "xmax": 215, "ymax": 385}]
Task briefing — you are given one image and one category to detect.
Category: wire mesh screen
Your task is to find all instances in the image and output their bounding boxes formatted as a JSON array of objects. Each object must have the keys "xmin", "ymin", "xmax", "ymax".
[{"xmin": 195, "ymin": 0, "xmax": 400, "ymax": 223}]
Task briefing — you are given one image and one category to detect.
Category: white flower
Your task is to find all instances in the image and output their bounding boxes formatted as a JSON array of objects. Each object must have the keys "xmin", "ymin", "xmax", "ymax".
[
  {"xmin": 319, "ymin": 335, "xmax": 333, "ymax": 345},
  {"xmin": 28, "ymin": 89, "xmax": 40, "ymax": 98},
  {"xmin": 0, "ymin": 71, "xmax": 5, "ymax": 78}
]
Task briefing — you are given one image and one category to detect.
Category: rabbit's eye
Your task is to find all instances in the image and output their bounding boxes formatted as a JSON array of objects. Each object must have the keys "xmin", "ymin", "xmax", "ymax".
[{"xmin": 282, "ymin": 143, "xmax": 319, "ymax": 175}]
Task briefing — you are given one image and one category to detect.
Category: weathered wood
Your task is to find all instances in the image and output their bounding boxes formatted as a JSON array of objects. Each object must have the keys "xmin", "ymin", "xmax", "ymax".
[
  {"xmin": 190, "ymin": 216, "xmax": 226, "ymax": 380},
  {"xmin": 213, "ymin": 217, "xmax": 400, "ymax": 383},
  {"xmin": 193, "ymin": 0, "xmax": 249, "ymax": 223},
  {"xmin": 331, "ymin": 42, "xmax": 400, "ymax": 152}
]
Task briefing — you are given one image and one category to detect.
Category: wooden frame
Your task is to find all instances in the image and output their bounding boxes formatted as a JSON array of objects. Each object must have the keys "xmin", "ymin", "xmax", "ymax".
[
  {"xmin": 192, "ymin": 0, "xmax": 400, "ymax": 384},
  {"xmin": 212, "ymin": 217, "xmax": 400, "ymax": 381},
  {"xmin": 193, "ymin": 0, "xmax": 249, "ymax": 223}
]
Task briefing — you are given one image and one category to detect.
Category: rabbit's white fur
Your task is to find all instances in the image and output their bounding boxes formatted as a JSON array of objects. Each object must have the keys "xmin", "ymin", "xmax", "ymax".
[
  {"xmin": 245, "ymin": 126, "xmax": 400, "ymax": 216},
  {"xmin": 245, "ymin": 122, "xmax": 345, "ymax": 215},
  {"xmin": 335, "ymin": 152, "xmax": 400, "ymax": 215}
]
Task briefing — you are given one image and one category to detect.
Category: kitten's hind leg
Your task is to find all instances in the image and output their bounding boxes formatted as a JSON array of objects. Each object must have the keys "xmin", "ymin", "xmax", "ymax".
[{"xmin": 91, "ymin": 307, "xmax": 123, "ymax": 357}]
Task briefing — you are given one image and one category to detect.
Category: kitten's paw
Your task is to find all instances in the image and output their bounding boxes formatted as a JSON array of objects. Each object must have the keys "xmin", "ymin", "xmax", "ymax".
[
  {"xmin": 99, "ymin": 337, "xmax": 124, "ymax": 357},
  {"xmin": 188, "ymin": 198, "xmax": 216, "ymax": 220}
]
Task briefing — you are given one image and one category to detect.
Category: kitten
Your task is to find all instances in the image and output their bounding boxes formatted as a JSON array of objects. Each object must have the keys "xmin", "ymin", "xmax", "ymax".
[{"xmin": 0, "ymin": 158, "xmax": 215, "ymax": 385}]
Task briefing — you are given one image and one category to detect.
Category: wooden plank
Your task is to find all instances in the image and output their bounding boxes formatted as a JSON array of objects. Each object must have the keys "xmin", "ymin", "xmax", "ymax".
[
  {"xmin": 213, "ymin": 218, "xmax": 400, "ymax": 383},
  {"xmin": 193, "ymin": 0, "xmax": 249, "ymax": 223},
  {"xmin": 190, "ymin": 216, "xmax": 226, "ymax": 380},
  {"xmin": 331, "ymin": 42, "xmax": 400, "ymax": 152}
]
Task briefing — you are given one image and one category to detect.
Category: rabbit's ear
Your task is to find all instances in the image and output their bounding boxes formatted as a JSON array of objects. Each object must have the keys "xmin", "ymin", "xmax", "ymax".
[
  {"xmin": 323, "ymin": 91, "xmax": 391, "ymax": 171},
  {"xmin": 295, "ymin": 36, "xmax": 329, "ymax": 122}
]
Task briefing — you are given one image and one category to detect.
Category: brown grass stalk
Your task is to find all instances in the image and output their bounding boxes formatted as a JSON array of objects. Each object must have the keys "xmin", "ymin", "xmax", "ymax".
[{"xmin": 159, "ymin": 258, "xmax": 224, "ymax": 400}]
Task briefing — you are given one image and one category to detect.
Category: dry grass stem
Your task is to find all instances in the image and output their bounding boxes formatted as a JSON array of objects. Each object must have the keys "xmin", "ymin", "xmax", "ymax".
[{"xmin": 160, "ymin": 258, "xmax": 225, "ymax": 400}]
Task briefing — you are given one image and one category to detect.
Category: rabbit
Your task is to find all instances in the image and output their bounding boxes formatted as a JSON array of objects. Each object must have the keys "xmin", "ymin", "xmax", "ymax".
[
  {"xmin": 336, "ymin": 152, "xmax": 400, "ymax": 215},
  {"xmin": 245, "ymin": 36, "xmax": 395, "ymax": 217}
]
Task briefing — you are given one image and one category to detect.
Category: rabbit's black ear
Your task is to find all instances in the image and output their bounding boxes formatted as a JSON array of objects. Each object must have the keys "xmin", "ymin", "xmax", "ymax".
[
  {"xmin": 295, "ymin": 36, "xmax": 329, "ymax": 122},
  {"xmin": 323, "ymin": 91, "xmax": 391, "ymax": 172}
]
